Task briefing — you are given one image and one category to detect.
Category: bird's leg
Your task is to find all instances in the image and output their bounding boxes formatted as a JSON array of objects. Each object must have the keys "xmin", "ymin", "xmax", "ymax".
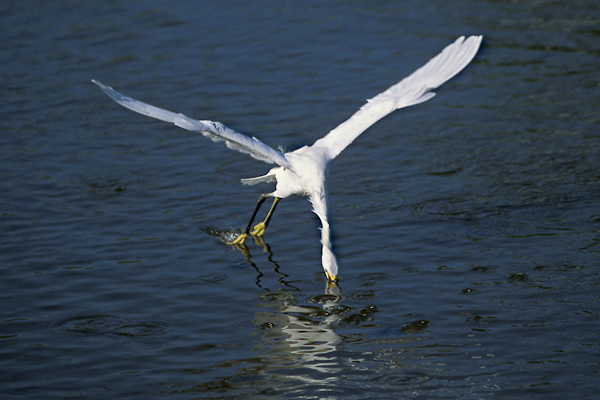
[
  {"xmin": 230, "ymin": 194, "xmax": 268, "ymax": 245},
  {"xmin": 251, "ymin": 197, "xmax": 280, "ymax": 236}
]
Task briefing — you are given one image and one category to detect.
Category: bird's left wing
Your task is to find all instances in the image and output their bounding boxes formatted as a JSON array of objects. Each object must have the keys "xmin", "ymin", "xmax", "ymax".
[
  {"xmin": 312, "ymin": 36, "xmax": 482, "ymax": 161},
  {"xmin": 92, "ymin": 80, "xmax": 291, "ymax": 168}
]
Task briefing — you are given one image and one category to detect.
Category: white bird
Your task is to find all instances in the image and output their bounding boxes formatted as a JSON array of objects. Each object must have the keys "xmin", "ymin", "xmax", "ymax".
[{"xmin": 93, "ymin": 35, "xmax": 482, "ymax": 282}]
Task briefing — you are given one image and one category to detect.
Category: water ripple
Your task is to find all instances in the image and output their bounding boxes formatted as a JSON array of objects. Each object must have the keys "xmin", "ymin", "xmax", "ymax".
[
  {"xmin": 52, "ymin": 314, "xmax": 130, "ymax": 336},
  {"xmin": 346, "ymin": 289, "xmax": 382, "ymax": 301},
  {"xmin": 370, "ymin": 370, "xmax": 430, "ymax": 386},
  {"xmin": 52, "ymin": 314, "xmax": 170, "ymax": 338},
  {"xmin": 80, "ymin": 175, "xmax": 140, "ymax": 196},
  {"xmin": 110, "ymin": 321, "xmax": 170, "ymax": 337},
  {"xmin": 257, "ymin": 291, "xmax": 297, "ymax": 303},
  {"xmin": 357, "ymin": 272, "xmax": 391, "ymax": 287},
  {"xmin": 199, "ymin": 273, "xmax": 231, "ymax": 283},
  {"xmin": 411, "ymin": 197, "xmax": 501, "ymax": 221}
]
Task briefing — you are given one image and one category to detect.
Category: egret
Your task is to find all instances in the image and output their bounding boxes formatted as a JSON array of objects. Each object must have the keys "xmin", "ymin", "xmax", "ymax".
[{"xmin": 93, "ymin": 35, "xmax": 482, "ymax": 282}]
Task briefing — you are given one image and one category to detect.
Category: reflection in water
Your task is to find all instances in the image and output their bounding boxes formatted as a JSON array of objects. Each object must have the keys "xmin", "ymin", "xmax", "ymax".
[
  {"xmin": 231, "ymin": 233, "xmax": 346, "ymax": 377},
  {"xmin": 204, "ymin": 227, "xmax": 297, "ymax": 290},
  {"xmin": 180, "ymin": 233, "xmax": 498, "ymax": 397},
  {"xmin": 253, "ymin": 284, "xmax": 344, "ymax": 376},
  {"xmin": 234, "ymin": 236, "xmax": 298, "ymax": 291},
  {"xmin": 195, "ymin": 230, "xmax": 364, "ymax": 392}
]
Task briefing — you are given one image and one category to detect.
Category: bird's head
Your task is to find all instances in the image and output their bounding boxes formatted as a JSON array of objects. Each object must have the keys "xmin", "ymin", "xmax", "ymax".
[{"xmin": 322, "ymin": 245, "xmax": 338, "ymax": 282}]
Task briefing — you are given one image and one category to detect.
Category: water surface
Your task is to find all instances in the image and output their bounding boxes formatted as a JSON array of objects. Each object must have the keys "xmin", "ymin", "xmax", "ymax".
[{"xmin": 1, "ymin": 1, "xmax": 599, "ymax": 398}]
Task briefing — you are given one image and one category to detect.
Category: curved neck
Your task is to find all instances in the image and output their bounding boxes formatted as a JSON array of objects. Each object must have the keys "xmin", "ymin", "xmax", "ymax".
[{"xmin": 310, "ymin": 194, "xmax": 339, "ymax": 280}]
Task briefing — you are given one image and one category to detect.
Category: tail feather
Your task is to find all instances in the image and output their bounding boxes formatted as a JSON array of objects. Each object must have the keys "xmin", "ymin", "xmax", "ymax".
[{"xmin": 240, "ymin": 173, "xmax": 276, "ymax": 185}]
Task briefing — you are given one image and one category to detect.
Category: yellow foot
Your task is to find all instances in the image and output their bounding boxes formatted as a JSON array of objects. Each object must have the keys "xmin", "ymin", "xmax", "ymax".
[
  {"xmin": 251, "ymin": 222, "xmax": 267, "ymax": 236},
  {"xmin": 229, "ymin": 232, "xmax": 248, "ymax": 245}
]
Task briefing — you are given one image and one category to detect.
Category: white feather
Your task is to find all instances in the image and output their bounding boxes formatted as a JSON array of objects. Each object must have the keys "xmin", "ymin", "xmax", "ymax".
[{"xmin": 93, "ymin": 36, "xmax": 482, "ymax": 281}]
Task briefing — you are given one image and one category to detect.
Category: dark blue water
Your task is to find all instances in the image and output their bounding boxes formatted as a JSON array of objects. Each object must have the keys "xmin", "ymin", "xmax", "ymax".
[{"xmin": 2, "ymin": 1, "xmax": 599, "ymax": 398}]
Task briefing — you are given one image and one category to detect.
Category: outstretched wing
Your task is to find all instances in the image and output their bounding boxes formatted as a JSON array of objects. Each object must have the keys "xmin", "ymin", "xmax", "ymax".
[
  {"xmin": 312, "ymin": 35, "xmax": 482, "ymax": 161},
  {"xmin": 92, "ymin": 80, "xmax": 291, "ymax": 168}
]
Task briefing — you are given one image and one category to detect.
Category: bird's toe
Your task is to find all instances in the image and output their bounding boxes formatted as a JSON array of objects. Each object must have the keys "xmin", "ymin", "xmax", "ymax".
[
  {"xmin": 229, "ymin": 232, "xmax": 248, "ymax": 245},
  {"xmin": 251, "ymin": 222, "xmax": 266, "ymax": 236}
]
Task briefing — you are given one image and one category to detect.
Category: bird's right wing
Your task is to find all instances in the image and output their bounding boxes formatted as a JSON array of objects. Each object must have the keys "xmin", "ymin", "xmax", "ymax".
[
  {"xmin": 92, "ymin": 80, "xmax": 291, "ymax": 168},
  {"xmin": 312, "ymin": 35, "xmax": 482, "ymax": 161}
]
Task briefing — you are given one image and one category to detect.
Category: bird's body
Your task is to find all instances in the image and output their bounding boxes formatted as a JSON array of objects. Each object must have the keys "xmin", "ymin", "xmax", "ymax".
[{"xmin": 93, "ymin": 35, "xmax": 482, "ymax": 281}]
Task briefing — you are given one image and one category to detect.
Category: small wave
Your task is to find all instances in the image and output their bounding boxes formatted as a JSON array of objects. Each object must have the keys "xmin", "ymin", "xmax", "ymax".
[
  {"xmin": 52, "ymin": 314, "xmax": 170, "ymax": 338},
  {"xmin": 411, "ymin": 197, "xmax": 500, "ymax": 221},
  {"xmin": 52, "ymin": 314, "xmax": 130, "ymax": 336}
]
